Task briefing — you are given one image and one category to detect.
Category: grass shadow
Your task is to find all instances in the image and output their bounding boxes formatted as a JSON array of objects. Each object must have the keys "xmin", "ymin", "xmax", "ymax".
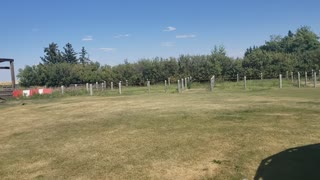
[{"xmin": 254, "ymin": 143, "xmax": 320, "ymax": 180}]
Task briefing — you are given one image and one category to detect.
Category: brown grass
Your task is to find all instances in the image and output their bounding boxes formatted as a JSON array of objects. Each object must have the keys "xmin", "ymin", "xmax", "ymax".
[{"xmin": 0, "ymin": 88, "xmax": 320, "ymax": 179}]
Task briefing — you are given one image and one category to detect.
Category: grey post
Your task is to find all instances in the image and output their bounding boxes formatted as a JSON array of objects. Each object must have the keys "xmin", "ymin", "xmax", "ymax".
[
  {"xmin": 260, "ymin": 72, "xmax": 263, "ymax": 80},
  {"xmin": 90, "ymin": 84, "xmax": 93, "ymax": 96},
  {"xmin": 119, "ymin": 81, "xmax": 122, "ymax": 94},
  {"xmin": 61, "ymin": 86, "xmax": 64, "ymax": 94},
  {"xmin": 305, "ymin": 72, "xmax": 307, "ymax": 87},
  {"xmin": 86, "ymin": 83, "xmax": 89, "ymax": 92},
  {"xmin": 298, "ymin": 72, "xmax": 301, "ymax": 88},
  {"xmin": 75, "ymin": 84, "xmax": 77, "ymax": 88},
  {"xmin": 237, "ymin": 73, "xmax": 239, "ymax": 83},
  {"xmin": 181, "ymin": 79, "xmax": 184, "ymax": 91},
  {"xmin": 177, "ymin": 80, "xmax": 181, "ymax": 93},
  {"xmin": 96, "ymin": 82, "xmax": 98, "ymax": 89},
  {"xmin": 168, "ymin": 78, "xmax": 171, "ymax": 86},
  {"xmin": 185, "ymin": 78, "xmax": 187, "ymax": 89},
  {"xmin": 291, "ymin": 72, "xmax": 293, "ymax": 83},
  {"xmin": 104, "ymin": 81, "xmax": 106, "ymax": 89},
  {"xmin": 286, "ymin": 71, "xmax": 289, "ymax": 80},
  {"xmin": 147, "ymin": 81, "xmax": 150, "ymax": 93},
  {"xmin": 314, "ymin": 72, "xmax": 317, "ymax": 88},
  {"xmin": 126, "ymin": 80, "xmax": 128, "ymax": 87},
  {"xmin": 312, "ymin": 69, "xmax": 314, "ymax": 78},
  {"xmin": 165, "ymin": 80, "xmax": 167, "ymax": 93},
  {"xmin": 111, "ymin": 82, "xmax": 114, "ymax": 91},
  {"xmin": 210, "ymin": 76, "xmax": 215, "ymax": 92},
  {"xmin": 244, "ymin": 76, "xmax": 247, "ymax": 90},
  {"xmin": 279, "ymin": 74, "xmax": 282, "ymax": 89},
  {"xmin": 101, "ymin": 83, "xmax": 104, "ymax": 90}
]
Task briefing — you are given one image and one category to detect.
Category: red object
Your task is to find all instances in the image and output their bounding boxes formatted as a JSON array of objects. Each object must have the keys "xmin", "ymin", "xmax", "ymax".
[
  {"xmin": 30, "ymin": 89, "xmax": 39, "ymax": 96},
  {"xmin": 42, "ymin": 88, "xmax": 53, "ymax": 94},
  {"xmin": 12, "ymin": 90, "xmax": 23, "ymax": 97}
]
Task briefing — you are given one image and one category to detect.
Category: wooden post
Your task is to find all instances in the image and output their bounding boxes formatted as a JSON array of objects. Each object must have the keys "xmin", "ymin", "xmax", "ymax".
[
  {"xmin": 111, "ymin": 82, "xmax": 114, "ymax": 91},
  {"xmin": 165, "ymin": 80, "xmax": 167, "ymax": 93},
  {"xmin": 168, "ymin": 78, "xmax": 171, "ymax": 86},
  {"xmin": 90, "ymin": 84, "xmax": 93, "ymax": 96},
  {"xmin": 298, "ymin": 72, "xmax": 300, "ymax": 88},
  {"xmin": 298, "ymin": 72, "xmax": 301, "ymax": 88},
  {"xmin": 291, "ymin": 72, "xmax": 293, "ymax": 83},
  {"xmin": 119, "ymin": 81, "xmax": 122, "ymax": 94},
  {"xmin": 244, "ymin": 76, "xmax": 247, "ymax": 90},
  {"xmin": 147, "ymin": 81, "xmax": 150, "ymax": 93},
  {"xmin": 185, "ymin": 78, "xmax": 187, "ymax": 89},
  {"xmin": 305, "ymin": 72, "xmax": 307, "ymax": 87},
  {"xmin": 177, "ymin": 80, "xmax": 181, "ymax": 93},
  {"xmin": 286, "ymin": 71, "xmax": 289, "ymax": 80},
  {"xmin": 10, "ymin": 61, "xmax": 16, "ymax": 89},
  {"xmin": 86, "ymin": 83, "xmax": 89, "ymax": 92},
  {"xmin": 61, "ymin": 86, "xmax": 64, "ymax": 94},
  {"xmin": 237, "ymin": 73, "xmax": 239, "ymax": 83},
  {"xmin": 279, "ymin": 74, "xmax": 282, "ymax": 89},
  {"xmin": 181, "ymin": 79, "xmax": 184, "ymax": 91},
  {"xmin": 314, "ymin": 72, "xmax": 317, "ymax": 88}
]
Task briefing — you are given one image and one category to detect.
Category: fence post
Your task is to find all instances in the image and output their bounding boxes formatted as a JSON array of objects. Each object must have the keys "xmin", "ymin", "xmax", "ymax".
[
  {"xmin": 185, "ymin": 78, "xmax": 187, "ymax": 89},
  {"xmin": 312, "ymin": 69, "xmax": 314, "ymax": 78},
  {"xmin": 244, "ymin": 76, "xmax": 247, "ymax": 90},
  {"xmin": 86, "ymin": 83, "xmax": 89, "ymax": 92},
  {"xmin": 119, "ymin": 81, "xmax": 122, "ymax": 94},
  {"xmin": 279, "ymin": 74, "xmax": 282, "ymax": 89},
  {"xmin": 75, "ymin": 84, "xmax": 77, "ymax": 88},
  {"xmin": 101, "ymin": 82, "xmax": 104, "ymax": 90},
  {"xmin": 260, "ymin": 72, "xmax": 263, "ymax": 80},
  {"xmin": 147, "ymin": 81, "xmax": 150, "ymax": 93},
  {"xmin": 126, "ymin": 80, "xmax": 128, "ymax": 87},
  {"xmin": 286, "ymin": 71, "xmax": 289, "ymax": 80},
  {"xmin": 168, "ymin": 78, "xmax": 171, "ymax": 86},
  {"xmin": 90, "ymin": 84, "xmax": 93, "ymax": 96},
  {"xmin": 305, "ymin": 72, "xmax": 307, "ymax": 87},
  {"xmin": 291, "ymin": 72, "xmax": 293, "ymax": 83},
  {"xmin": 61, "ymin": 86, "xmax": 64, "ymax": 94},
  {"xmin": 181, "ymin": 79, "xmax": 184, "ymax": 91},
  {"xmin": 298, "ymin": 72, "xmax": 301, "ymax": 88},
  {"xmin": 177, "ymin": 80, "xmax": 181, "ymax": 93},
  {"xmin": 111, "ymin": 82, "xmax": 114, "ymax": 90},
  {"xmin": 237, "ymin": 73, "xmax": 239, "ymax": 83},
  {"xmin": 314, "ymin": 72, "xmax": 317, "ymax": 88},
  {"xmin": 210, "ymin": 76, "xmax": 215, "ymax": 92},
  {"xmin": 104, "ymin": 81, "xmax": 106, "ymax": 89},
  {"xmin": 165, "ymin": 80, "xmax": 167, "ymax": 93}
]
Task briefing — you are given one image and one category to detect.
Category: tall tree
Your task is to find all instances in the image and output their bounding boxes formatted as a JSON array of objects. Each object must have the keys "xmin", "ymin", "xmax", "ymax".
[
  {"xmin": 62, "ymin": 43, "xmax": 78, "ymax": 64},
  {"xmin": 40, "ymin": 43, "xmax": 63, "ymax": 64},
  {"xmin": 79, "ymin": 47, "xmax": 90, "ymax": 65}
]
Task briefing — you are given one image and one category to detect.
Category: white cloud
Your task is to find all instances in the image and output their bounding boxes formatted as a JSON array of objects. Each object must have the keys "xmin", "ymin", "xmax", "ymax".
[
  {"xmin": 161, "ymin": 42, "xmax": 175, "ymax": 47},
  {"xmin": 163, "ymin": 26, "xmax": 176, "ymax": 32},
  {"xmin": 176, "ymin": 34, "xmax": 196, "ymax": 39},
  {"xmin": 82, "ymin": 36, "xmax": 93, "ymax": 41},
  {"xmin": 99, "ymin": 48, "xmax": 116, "ymax": 52},
  {"xmin": 114, "ymin": 34, "xmax": 130, "ymax": 38}
]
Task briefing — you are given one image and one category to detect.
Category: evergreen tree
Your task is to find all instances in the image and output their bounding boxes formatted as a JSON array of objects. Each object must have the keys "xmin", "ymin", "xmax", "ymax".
[
  {"xmin": 62, "ymin": 43, "xmax": 78, "ymax": 64},
  {"xmin": 40, "ymin": 43, "xmax": 63, "ymax": 64},
  {"xmin": 79, "ymin": 47, "xmax": 90, "ymax": 65}
]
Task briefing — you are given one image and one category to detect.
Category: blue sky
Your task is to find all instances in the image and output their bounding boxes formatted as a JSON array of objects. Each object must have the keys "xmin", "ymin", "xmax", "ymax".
[{"xmin": 1, "ymin": 0, "xmax": 320, "ymax": 81}]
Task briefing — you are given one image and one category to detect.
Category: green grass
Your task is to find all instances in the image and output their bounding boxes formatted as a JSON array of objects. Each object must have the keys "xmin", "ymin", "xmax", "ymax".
[{"xmin": 0, "ymin": 81, "xmax": 320, "ymax": 179}]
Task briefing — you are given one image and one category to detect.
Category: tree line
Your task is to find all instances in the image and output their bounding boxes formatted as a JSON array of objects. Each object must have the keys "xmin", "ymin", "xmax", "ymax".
[{"xmin": 18, "ymin": 26, "xmax": 320, "ymax": 87}]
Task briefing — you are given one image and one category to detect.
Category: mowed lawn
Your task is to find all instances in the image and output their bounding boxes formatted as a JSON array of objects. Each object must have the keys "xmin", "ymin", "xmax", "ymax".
[{"xmin": 0, "ymin": 87, "xmax": 320, "ymax": 179}]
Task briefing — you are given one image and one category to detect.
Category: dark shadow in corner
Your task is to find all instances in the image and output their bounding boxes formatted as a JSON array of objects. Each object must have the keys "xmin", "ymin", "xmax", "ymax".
[{"xmin": 254, "ymin": 143, "xmax": 320, "ymax": 180}]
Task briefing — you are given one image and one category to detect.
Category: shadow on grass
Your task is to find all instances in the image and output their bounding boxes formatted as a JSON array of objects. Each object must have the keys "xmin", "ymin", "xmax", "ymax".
[{"xmin": 254, "ymin": 143, "xmax": 320, "ymax": 180}]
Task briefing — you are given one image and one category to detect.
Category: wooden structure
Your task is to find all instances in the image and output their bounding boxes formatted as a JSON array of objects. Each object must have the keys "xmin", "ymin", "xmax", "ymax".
[
  {"xmin": 0, "ymin": 58, "xmax": 15, "ymax": 98},
  {"xmin": 0, "ymin": 58, "xmax": 15, "ymax": 89}
]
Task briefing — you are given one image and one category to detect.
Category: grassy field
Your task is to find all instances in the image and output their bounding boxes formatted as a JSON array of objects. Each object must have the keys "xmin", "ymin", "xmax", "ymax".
[{"xmin": 0, "ymin": 82, "xmax": 320, "ymax": 179}]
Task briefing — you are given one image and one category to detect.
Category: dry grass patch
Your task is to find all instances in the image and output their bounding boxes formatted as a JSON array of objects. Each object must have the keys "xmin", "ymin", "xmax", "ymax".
[{"xmin": 0, "ymin": 88, "xmax": 320, "ymax": 179}]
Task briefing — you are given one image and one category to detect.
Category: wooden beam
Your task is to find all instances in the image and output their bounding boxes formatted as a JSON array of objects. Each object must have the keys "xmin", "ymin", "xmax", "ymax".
[
  {"xmin": 10, "ymin": 61, "xmax": 16, "ymax": 89},
  {"xmin": 0, "ymin": 67, "xmax": 10, "ymax": 69}
]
